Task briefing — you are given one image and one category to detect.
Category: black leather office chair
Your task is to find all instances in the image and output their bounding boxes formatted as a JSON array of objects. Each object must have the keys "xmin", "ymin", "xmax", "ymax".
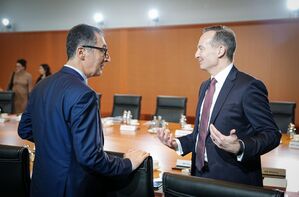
[
  {"xmin": 0, "ymin": 91, "xmax": 15, "ymax": 113},
  {"xmin": 104, "ymin": 151, "xmax": 154, "ymax": 197},
  {"xmin": 155, "ymin": 96, "xmax": 187, "ymax": 123},
  {"xmin": 269, "ymin": 101, "xmax": 296, "ymax": 133},
  {"xmin": 112, "ymin": 94, "xmax": 142, "ymax": 119},
  {"xmin": 0, "ymin": 144, "xmax": 31, "ymax": 197},
  {"xmin": 163, "ymin": 172, "xmax": 284, "ymax": 197}
]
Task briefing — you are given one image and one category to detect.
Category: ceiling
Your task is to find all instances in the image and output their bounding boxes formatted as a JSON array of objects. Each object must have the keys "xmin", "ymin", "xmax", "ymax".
[{"xmin": 0, "ymin": 0, "xmax": 297, "ymax": 32}]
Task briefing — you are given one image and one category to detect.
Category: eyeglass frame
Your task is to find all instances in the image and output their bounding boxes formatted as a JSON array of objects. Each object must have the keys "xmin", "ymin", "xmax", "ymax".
[{"xmin": 82, "ymin": 45, "xmax": 108, "ymax": 57}]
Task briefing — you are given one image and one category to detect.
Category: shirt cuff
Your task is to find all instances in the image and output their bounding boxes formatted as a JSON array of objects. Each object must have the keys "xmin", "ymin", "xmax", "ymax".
[
  {"xmin": 175, "ymin": 139, "xmax": 184, "ymax": 155},
  {"xmin": 237, "ymin": 139, "xmax": 245, "ymax": 161}
]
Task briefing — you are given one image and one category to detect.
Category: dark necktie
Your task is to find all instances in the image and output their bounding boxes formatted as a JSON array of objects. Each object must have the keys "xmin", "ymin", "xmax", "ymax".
[{"xmin": 196, "ymin": 78, "xmax": 217, "ymax": 171}]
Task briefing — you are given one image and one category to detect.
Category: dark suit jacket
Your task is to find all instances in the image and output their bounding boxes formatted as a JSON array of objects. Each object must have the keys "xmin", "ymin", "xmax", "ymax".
[
  {"xmin": 179, "ymin": 66, "xmax": 281, "ymax": 186},
  {"xmin": 18, "ymin": 66, "xmax": 132, "ymax": 197}
]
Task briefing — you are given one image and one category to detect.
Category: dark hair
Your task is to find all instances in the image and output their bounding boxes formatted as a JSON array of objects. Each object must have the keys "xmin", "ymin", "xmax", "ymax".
[
  {"xmin": 17, "ymin": 58, "xmax": 27, "ymax": 69},
  {"xmin": 203, "ymin": 25, "xmax": 236, "ymax": 62},
  {"xmin": 66, "ymin": 24, "xmax": 103, "ymax": 60},
  {"xmin": 36, "ymin": 64, "xmax": 52, "ymax": 84},
  {"xmin": 40, "ymin": 64, "xmax": 51, "ymax": 76}
]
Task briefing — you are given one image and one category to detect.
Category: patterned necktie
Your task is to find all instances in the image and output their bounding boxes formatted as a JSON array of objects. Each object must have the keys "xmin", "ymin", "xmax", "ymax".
[{"xmin": 196, "ymin": 78, "xmax": 217, "ymax": 171}]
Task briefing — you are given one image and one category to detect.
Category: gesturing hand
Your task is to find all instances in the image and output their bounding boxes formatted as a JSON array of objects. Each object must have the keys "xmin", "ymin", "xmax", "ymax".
[
  {"xmin": 157, "ymin": 128, "xmax": 178, "ymax": 150},
  {"xmin": 209, "ymin": 124, "xmax": 241, "ymax": 154}
]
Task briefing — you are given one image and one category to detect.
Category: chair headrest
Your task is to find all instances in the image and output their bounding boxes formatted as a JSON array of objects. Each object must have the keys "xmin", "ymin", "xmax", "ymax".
[
  {"xmin": 270, "ymin": 102, "xmax": 296, "ymax": 115},
  {"xmin": 0, "ymin": 144, "xmax": 28, "ymax": 161},
  {"xmin": 0, "ymin": 91, "xmax": 15, "ymax": 101},
  {"xmin": 157, "ymin": 96, "xmax": 187, "ymax": 108},
  {"xmin": 163, "ymin": 172, "xmax": 284, "ymax": 197},
  {"xmin": 114, "ymin": 95, "xmax": 141, "ymax": 105}
]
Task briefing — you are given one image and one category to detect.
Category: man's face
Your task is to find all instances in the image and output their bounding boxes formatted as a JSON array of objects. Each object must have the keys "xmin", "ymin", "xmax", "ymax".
[
  {"xmin": 83, "ymin": 33, "xmax": 110, "ymax": 78},
  {"xmin": 195, "ymin": 31, "xmax": 219, "ymax": 71}
]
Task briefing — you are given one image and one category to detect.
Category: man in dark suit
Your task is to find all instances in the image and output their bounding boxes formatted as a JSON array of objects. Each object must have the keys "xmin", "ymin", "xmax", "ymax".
[
  {"xmin": 18, "ymin": 24, "xmax": 149, "ymax": 197},
  {"xmin": 158, "ymin": 25, "xmax": 281, "ymax": 186}
]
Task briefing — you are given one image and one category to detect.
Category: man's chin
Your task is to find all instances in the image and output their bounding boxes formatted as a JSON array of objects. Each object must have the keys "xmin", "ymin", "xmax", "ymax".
[
  {"xmin": 199, "ymin": 63, "xmax": 208, "ymax": 70},
  {"xmin": 96, "ymin": 69, "xmax": 103, "ymax": 76}
]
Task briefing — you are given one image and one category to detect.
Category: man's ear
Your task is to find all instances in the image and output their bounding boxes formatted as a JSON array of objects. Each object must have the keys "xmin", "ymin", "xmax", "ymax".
[
  {"xmin": 217, "ymin": 45, "xmax": 226, "ymax": 58},
  {"xmin": 77, "ymin": 47, "xmax": 85, "ymax": 60}
]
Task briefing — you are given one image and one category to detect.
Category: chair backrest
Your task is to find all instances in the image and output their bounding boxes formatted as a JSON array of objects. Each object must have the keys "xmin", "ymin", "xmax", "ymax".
[
  {"xmin": 269, "ymin": 101, "xmax": 296, "ymax": 133},
  {"xmin": 155, "ymin": 96, "xmax": 187, "ymax": 123},
  {"xmin": 104, "ymin": 151, "xmax": 154, "ymax": 197},
  {"xmin": 112, "ymin": 94, "xmax": 142, "ymax": 119},
  {"xmin": 0, "ymin": 144, "xmax": 30, "ymax": 197},
  {"xmin": 163, "ymin": 172, "xmax": 284, "ymax": 197},
  {"xmin": 0, "ymin": 91, "xmax": 15, "ymax": 113}
]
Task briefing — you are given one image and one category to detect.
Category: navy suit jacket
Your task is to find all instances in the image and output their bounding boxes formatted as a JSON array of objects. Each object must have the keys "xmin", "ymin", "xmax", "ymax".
[
  {"xmin": 18, "ymin": 67, "xmax": 132, "ymax": 197},
  {"xmin": 179, "ymin": 66, "xmax": 281, "ymax": 186}
]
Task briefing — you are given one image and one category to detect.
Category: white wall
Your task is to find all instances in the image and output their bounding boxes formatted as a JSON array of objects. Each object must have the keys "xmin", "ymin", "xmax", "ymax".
[{"xmin": 0, "ymin": 0, "xmax": 296, "ymax": 32}]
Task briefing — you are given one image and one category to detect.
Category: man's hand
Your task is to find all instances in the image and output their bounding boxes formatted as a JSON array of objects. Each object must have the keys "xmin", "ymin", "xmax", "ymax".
[
  {"xmin": 124, "ymin": 150, "xmax": 150, "ymax": 171},
  {"xmin": 157, "ymin": 128, "xmax": 178, "ymax": 150},
  {"xmin": 209, "ymin": 124, "xmax": 240, "ymax": 154}
]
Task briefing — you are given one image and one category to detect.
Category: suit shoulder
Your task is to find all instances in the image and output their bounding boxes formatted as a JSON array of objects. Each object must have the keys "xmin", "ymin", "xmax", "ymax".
[
  {"xmin": 237, "ymin": 71, "xmax": 265, "ymax": 85},
  {"xmin": 236, "ymin": 70, "xmax": 268, "ymax": 94},
  {"xmin": 55, "ymin": 71, "xmax": 91, "ymax": 91},
  {"xmin": 237, "ymin": 71, "xmax": 256, "ymax": 81},
  {"xmin": 37, "ymin": 71, "xmax": 95, "ymax": 102}
]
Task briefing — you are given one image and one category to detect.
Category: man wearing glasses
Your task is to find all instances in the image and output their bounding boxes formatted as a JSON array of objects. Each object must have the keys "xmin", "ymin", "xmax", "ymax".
[{"xmin": 18, "ymin": 24, "xmax": 149, "ymax": 197}]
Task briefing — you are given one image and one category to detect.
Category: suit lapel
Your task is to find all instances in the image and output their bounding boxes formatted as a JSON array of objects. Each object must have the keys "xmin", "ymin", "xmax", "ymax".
[{"xmin": 210, "ymin": 66, "xmax": 238, "ymax": 124}]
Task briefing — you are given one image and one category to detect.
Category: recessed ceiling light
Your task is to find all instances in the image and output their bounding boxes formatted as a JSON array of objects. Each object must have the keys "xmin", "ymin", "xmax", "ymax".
[
  {"xmin": 287, "ymin": 0, "xmax": 299, "ymax": 11},
  {"xmin": 2, "ymin": 18, "xmax": 10, "ymax": 26},
  {"xmin": 94, "ymin": 13, "xmax": 104, "ymax": 24},
  {"xmin": 148, "ymin": 9, "xmax": 159, "ymax": 22}
]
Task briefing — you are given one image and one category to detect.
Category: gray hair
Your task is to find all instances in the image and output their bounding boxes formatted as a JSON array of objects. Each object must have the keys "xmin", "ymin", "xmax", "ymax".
[
  {"xmin": 66, "ymin": 24, "xmax": 103, "ymax": 60},
  {"xmin": 203, "ymin": 25, "xmax": 236, "ymax": 62}
]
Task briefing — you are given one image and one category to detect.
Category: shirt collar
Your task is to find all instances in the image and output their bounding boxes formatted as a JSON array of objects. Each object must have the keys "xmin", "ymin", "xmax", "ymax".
[
  {"xmin": 64, "ymin": 64, "xmax": 88, "ymax": 84},
  {"xmin": 211, "ymin": 63, "xmax": 233, "ymax": 86}
]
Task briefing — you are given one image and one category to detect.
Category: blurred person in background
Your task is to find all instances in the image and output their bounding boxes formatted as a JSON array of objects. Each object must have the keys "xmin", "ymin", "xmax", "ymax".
[
  {"xmin": 35, "ymin": 63, "xmax": 52, "ymax": 85},
  {"xmin": 7, "ymin": 58, "xmax": 32, "ymax": 113}
]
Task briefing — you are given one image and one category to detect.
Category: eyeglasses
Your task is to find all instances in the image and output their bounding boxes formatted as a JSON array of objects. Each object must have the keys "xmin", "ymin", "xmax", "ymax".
[{"xmin": 82, "ymin": 45, "xmax": 108, "ymax": 57}]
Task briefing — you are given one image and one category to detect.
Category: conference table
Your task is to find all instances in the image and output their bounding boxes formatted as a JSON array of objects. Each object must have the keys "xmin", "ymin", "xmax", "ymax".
[{"xmin": 1, "ymin": 115, "xmax": 299, "ymax": 195}]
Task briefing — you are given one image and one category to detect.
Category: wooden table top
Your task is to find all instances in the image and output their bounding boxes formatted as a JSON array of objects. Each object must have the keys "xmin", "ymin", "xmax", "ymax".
[{"xmin": 0, "ymin": 117, "xmax": 299, "ymax": 193}]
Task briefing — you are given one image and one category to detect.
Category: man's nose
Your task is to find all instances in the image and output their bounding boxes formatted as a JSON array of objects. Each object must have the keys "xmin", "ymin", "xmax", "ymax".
[
  {"xmin": 195, "ymin": 49, "xmax": 200, "ymax": 59},
  {"xmin": 105, "ymin": 52, "xmax": 111, "ymax": 62}
]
